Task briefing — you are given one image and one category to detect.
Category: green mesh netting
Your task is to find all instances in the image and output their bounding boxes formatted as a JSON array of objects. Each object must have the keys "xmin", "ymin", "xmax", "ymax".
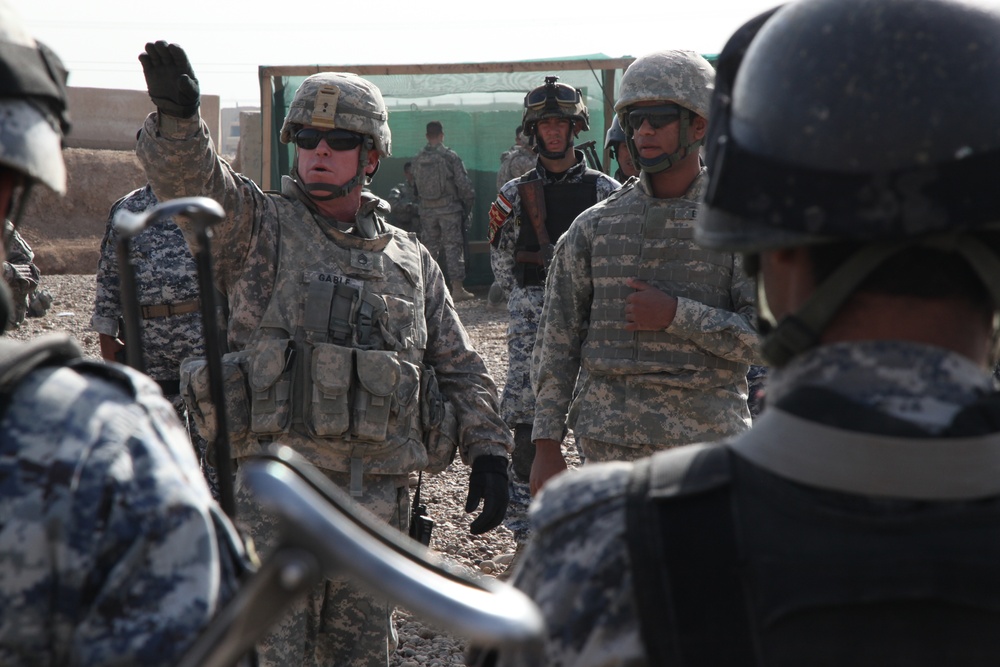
[{"xmin": 266, "ymin": 60, "xmax": 628, "ymax": 285}]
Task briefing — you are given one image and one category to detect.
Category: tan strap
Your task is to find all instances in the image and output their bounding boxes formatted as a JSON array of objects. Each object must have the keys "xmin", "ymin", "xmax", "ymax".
[{"xmin": 141, "ymin": 299, "xmax": 201, "ymax": 319}]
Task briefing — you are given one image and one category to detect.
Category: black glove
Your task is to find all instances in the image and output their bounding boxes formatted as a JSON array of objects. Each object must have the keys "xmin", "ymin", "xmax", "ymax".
[
  {"xmin": 465, "ymin": 455, "xmax": 509, "ymax": 535},
  {"xmin": 139, "ymin": 41, "xmax": 200, "ymax": 118}
]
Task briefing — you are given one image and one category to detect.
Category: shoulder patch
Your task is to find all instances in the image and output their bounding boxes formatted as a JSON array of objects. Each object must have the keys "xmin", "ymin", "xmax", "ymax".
[{"xmin": 487, "ymin": 192, "xmax": 514, "ymax": 246}]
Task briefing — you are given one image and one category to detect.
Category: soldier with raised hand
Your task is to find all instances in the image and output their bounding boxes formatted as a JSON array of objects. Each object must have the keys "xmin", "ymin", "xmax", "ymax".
[
  {"xmin": 529, "ymin": 51, "xmax": 761, "ymax": 495},
  {"xmin": 493, "ymin": 1, "xmax": 1000, "ymax": 664},
  {"xmin": 136, "ymin": 41, "xmax": 512, "ymax": 666},
  {"xmin": 412, "ymin": 120, "xmax": 476, "ymax": 300},
  {"xmin": 487, "ymin": 77, "xmax": 619, "ymax": 564},
  {"xmin": 0, "ymin": 7, "xmax": 246, "ymax": 666}
]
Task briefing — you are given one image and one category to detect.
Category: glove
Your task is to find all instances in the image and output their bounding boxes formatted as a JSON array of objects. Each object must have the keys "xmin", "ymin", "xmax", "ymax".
[
  {"xmin": 139, "ymin": 41, "xmax": 200, "ymax": 118},
  {"xmin": 465, "ymin": 455, "xmax": 509, "ymax": 535}
]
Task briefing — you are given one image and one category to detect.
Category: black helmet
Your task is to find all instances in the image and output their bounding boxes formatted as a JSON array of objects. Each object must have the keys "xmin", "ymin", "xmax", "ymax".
[
  {"xmin": 697, "ymin": 0, "xmax": 1000, "ymax": 365},
  {"xmin": 604, "ymin": 115, "xmax": 626, "ymax": 150},
  {"xmin": 522, "ymin": 76, "xmax": 589, "ymax": 160}
]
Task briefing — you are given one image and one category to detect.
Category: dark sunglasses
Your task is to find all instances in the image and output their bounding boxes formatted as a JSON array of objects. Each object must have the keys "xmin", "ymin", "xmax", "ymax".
[
  {"xmin": 293, "ymin": 128, "xmax": 365, "ymax": 151},
  {"xmin": 627, "ymin": 104, "xmax": 682, "ymax": 130},
  {"xmin": 525, "ymin": 82, "xmax": 581, "ymax": 110}
]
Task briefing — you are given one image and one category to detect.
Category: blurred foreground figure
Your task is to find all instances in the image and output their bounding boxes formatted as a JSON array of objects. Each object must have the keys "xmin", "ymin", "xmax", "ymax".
[
  {"xmin": 0, "ymin": 5, "xmax": 246, "ymax": 666},
  {"xmin": 494, "ymin": 0, "xmax": 1000, "ymax": 665}
]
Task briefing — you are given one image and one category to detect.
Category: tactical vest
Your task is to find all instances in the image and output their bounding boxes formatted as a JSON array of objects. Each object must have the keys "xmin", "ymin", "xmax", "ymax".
[
  {"xmin": 627, "ymin": 414, "xmax": 1000, "ymax": 666},
  {"xmin": 583, "ymin": 188, "xmax": 745, "ymax": 376},
  {"xmin": 225, "ymin": 198, "xmax": 437, "ymax": 477},
  {"xmin": 515, "ymin": 170, "xmax": 600, "ymax": 287}
]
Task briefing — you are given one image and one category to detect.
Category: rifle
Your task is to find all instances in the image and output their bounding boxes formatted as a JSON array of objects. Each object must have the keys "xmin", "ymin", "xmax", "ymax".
[
  {"xmin": 577, "ymin": 139, "xmax": 604, "ymax": 174},
  {"xmin": 513, "ymin": 178, "xmax": 554, "ymax": 270}
]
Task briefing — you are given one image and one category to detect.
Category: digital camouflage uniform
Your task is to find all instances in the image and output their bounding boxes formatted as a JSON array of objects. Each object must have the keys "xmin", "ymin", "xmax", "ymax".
[
  {"xmin": 385, "ymin": 178, "xmax": 419, "ymax": 234},
  {"xmin": 411, "ymin": 141, "xmax": 475, "ymax": 282},
  {"xmin": 503, "ymin": 341, "xmax": 998, "ymax": 666},
  {"xmin": 531, "ymin": 170, "xmax": 761, "ymax": 462},
  {"xmin": 137, "ymin": 97, "xmax": 510, "ymax": 667},
  {"xmin": 91, "ymin": 184, "xmax": 220, "ymax": 495},
  {"xmin": 0, "ymin": 336, "xmax": 246, "ymax": 667},
  {"xmin": 496, "ymin": 143, "xmax": 536, "ymax": 191},
  {"xmin": 3, "ymin": 220, "xmax": 42, "ymax": 328},
  {"xmin": 488, "ymin": 152, "xmax": 619, "ymax": 541}
]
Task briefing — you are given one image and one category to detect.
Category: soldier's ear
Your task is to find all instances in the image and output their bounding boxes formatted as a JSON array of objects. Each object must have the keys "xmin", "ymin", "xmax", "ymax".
[{"xmin": 365, "ymin": 149, "xmax": 380, "ymax": 176}]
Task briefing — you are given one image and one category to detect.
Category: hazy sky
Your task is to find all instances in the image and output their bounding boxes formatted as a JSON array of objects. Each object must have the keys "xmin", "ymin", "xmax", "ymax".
[{"xmin": 19, "ymin": 0, "xmax": 782, "ymax": 108}]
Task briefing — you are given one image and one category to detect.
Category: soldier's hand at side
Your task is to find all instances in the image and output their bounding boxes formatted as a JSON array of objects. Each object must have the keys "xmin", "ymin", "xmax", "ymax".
[
  {"xmin": 139, "ymin": 41, "xmax": 200, "ymax": 118},
  {"xmin": 98, "ymin": 333, "xmax": 124, "ymax": 363},
  {"xmin": 530, "ymin": 439, "xmax": 568, "ymax": 496},
  {"xmin": 465, "ymin": 455, "xmax": 509, "ymax": 535},
  {"xmin": 624, "ymin": 278, "xmax": 678, "ymax": 331}
]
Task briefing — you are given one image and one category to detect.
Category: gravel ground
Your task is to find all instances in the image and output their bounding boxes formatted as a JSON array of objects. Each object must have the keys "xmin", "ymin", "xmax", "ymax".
[{"xmin": 7, "ymin": 275, "xmax": 557, "ymax": 666}]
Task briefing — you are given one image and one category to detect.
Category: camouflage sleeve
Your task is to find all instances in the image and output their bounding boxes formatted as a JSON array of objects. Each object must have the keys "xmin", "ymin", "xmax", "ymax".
[
  {"xmin": 500, "ymin": 462, "xmax": 644, "ymax": 667},
  {"xmin": 0, "ymin": 363, "xmax": 245, "ymax": 666},
  {"xmin": 91, "ymin": 196, "xmax": 128, "ymax": 337},
  {"xmin": 136, "ymin": 112, "xmax": 274, "ymax": 296},
  {"xmin": 419, "ymin": 244, "xmax": 512, "ymax": 462},
  {"xmin": 448, "ymin": 150, "xmax": 476, "ymax": 212},
  {"xmin": 667, "ymin": 252, "xmax": 762, "ymax": 365},
  {"xmin": 595, "ymin": 174, "xmax": 622, "ymax": 201},
  {"xmin": 530, "ymin": 211, "xmax": 596, "ymax": 442},
  {"xmin": 488, "ymin": 180, "xmax": 520, "ymax": 296}
]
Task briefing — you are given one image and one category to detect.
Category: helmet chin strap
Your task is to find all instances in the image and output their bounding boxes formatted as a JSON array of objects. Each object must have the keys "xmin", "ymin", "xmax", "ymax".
[
  {"xmin": 628, "ymin": 108, "xmax": 704, "ymax": 174},
  {"xmin": 532, "ymin": 123, "xmax": 576, "ymax": 160},
  {"xmin": 296, "ymin": 137, "xmax": 373, "ymax": 202}
]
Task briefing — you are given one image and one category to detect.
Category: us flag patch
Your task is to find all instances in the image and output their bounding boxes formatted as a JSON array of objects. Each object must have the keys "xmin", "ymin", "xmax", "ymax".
[{"xmin": 487, "ymin": 193, "xmax": 513, "ymax": 246}]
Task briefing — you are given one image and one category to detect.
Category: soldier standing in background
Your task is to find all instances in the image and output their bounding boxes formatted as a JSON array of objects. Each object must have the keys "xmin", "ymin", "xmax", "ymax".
[
  {"xmin": 3, "ymin": 220, "xmax": 49, "ymax": 327},
  {"xmin": 529, "ymin": 50, "xmax": 761, "ymax": 494},
  {"xmin": 0, "ymin": 7, "xmax": 246, "ymax": 665},
  {"xmin": 91, "ymin": 182, "xmax": 222, "ymax": 495},
  {"xmin": 385, "ymin": 160, "xmax": 420, "ymax": 234},
  {"xmin": 604, "ymin": 115, "xmax": 639, "ymax": 182},
  {"xmin": 136, "ymin": 41, "xmax": 511, "ymax": 667},
  {"xmin": 488, "ymin": 76, "xmax": 619, "ymax": 562},
  {"xmin": 496, "ymin": 125, "xmax": 536, "ymax": 190},
  {"xmin": 412, "ymin": 120, "xmax": 476, "ymax": 300}
]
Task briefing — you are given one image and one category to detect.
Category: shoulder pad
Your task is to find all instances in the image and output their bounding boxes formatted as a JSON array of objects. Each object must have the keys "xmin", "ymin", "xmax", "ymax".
[
  {"xmin": 604, "ymin": 179, "xmax": 637, "ymax": 204},
  {"xmin": 581, "ymin": 168, "xmax": 604, "ymax": 185},
  {"xmin": 67, "ymin": 359, "xmax": 146, "ymax": 400},
  {"xmin": 643, "ymin": 442, "xmax": 734, "ymax": 499},
  {"xmin": 531, "ymin": 461, "xmax": 635, "ymax": 532}
]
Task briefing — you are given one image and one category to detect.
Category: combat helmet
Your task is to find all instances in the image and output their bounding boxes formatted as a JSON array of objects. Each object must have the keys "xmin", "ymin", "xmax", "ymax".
[
  {"xmin": 604, "ymin": 115, "xmax": 626, "ymax": 151},
  {"xmin": 615, "ymin": 50, "xmax": 714, "ymax": 173},
  {"xmin": 522, "ymin": 76, "xmax": 590, "ymax": 160},
  {"xmin": 697, "ymin": 0, "xmax": 1000, "ymax": 365},
  {"xmin": 0, "ymin": 1, "xmax": 71, "ymax": 198},
  {"xmin": 280, "ymin": 72, "xmax": 391, "ymax": 200}
]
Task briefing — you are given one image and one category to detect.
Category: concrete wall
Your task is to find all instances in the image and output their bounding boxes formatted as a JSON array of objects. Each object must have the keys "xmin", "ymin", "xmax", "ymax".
[{"xmin": 65, "ymin": 87, "xmax": 221, "ymax": 152}]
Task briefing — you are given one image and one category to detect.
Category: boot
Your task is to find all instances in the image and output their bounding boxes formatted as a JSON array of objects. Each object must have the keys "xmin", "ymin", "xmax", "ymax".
[{"xmin": 451, "ymin": 280, "xmax": 475, "ymax": 302}]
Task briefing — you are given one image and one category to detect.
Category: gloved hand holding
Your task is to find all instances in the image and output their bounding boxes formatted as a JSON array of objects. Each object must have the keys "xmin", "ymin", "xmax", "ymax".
[
  {"xmin": 465, "ymin": 455, "xmax": 509, "ymax": 535},
  {"xmin": 139, "ymin": 41, "xmax": 200, "ymax": 118}
]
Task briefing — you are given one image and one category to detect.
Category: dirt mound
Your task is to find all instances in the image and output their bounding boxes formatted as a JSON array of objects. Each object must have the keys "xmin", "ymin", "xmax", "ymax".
[{"xmin": 18, "ymin": 148, "xmax": 147, "ymax": 275}]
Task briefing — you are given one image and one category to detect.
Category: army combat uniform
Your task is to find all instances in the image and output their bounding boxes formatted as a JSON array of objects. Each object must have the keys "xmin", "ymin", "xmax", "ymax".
[
  {"xmin": 2, "ymin": 220, "xmax": 42, "ymax": 327},
  {"xmin": 137, "ymin": 106, "xmax": 510, "ymax": 666},
  {"xmin": 488, "ymin": 152, "xmax": 619, "ymax": 541},
  {"xmin": 412, "ymin": 141, "xmax": 475, "ymax": 283},
  {"xmin": 385, "ymin": 177, "xmax": 420, "ymax": 234},
  {"xmin": 531, "ymin": 170, "xmax": 760, "ymax": 462},
  {"xmin": 496, "ymin": 143, "xmax": 536, "ymax": 190}
]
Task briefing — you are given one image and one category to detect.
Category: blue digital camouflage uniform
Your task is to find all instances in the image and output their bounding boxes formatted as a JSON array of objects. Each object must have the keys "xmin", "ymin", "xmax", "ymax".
[
  {"xmin": 502, "ymin": 340, "xmax": 997, "ymax": 666},
  {"xmin": 0, "ymin": 336, "xmax": 246, "ymax": 666},
  {"xmin": 531, "ymin": 170, "xmax": 761, "ymax": 462},
  {"xmin": 91, "ymin": 184, "xmax": 220, "ymax": 496},
  {"xmin": 412, "ymin": 142, "xmax": 475, "ymax": 283},
  {"xmin": 488, "ymin": 153, "xmax": 619, "ymax": 542},
  {"xmin": 137, "ymin": 110, "xmax": 511, "ymax": 667}
]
